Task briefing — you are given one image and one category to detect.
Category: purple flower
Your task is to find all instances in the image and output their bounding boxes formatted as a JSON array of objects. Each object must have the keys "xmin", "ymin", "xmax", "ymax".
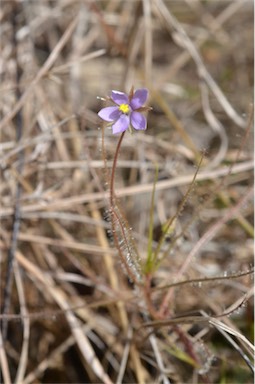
[{"xmin": 98, "ymin": 88, "xmax": 149, "ymax": 134}]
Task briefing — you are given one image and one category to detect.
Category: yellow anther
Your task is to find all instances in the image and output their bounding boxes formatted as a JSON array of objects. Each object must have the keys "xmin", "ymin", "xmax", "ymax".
[{"xmin": 119, "ymin": 104, "xmax": 130, "ymax": 114}]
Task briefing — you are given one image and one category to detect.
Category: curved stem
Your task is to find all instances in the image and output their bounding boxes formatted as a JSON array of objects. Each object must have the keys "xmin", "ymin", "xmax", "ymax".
[
  {"xmin": 108, "ymin": 131, "xmax": 141, "ymax": 284},
  {"xmin": 110, "ymin": 132, "xmax": 125, "ymax": 206}
]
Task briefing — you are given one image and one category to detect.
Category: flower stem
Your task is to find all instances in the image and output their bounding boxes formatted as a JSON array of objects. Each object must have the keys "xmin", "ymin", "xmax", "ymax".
[
  {"xmin": 108, "ymin": 132, "xmax": 141, "ymax": 284},
  {"xmin": 110, "ymin": 132, "xmax": 125, "ymax": 207}
]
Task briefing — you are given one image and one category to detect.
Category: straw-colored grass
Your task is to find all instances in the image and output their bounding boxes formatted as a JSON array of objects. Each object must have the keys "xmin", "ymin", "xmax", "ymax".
[{"xmin": 0, "ymin": 1, "xmax": 253, "ymax": 383}]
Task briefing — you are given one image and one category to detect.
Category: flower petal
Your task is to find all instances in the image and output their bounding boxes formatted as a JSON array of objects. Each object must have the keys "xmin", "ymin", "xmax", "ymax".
[
  {"xmin": 112, "ymin": 114, "xmax": 129, "ymax": 134},
  {"xmin": 131, "ymin": 112, "xmax": 147, "ymax": 130},
  {"xmin": 130, "ymin": 88, "xmax": 148, "ymax": 110},
  {"xmin": 111, "ymin": 90, "xmax": 129, "ymax": 105},
  {"xmin": 98, "ymin": 106, "xmax": 120, "ymax": 122}
]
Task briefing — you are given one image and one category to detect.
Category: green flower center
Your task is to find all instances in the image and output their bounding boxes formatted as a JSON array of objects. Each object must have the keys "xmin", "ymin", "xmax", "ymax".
[{"xmin": 119, "ymin": 104, "xmax": 130, "ymax": 114}]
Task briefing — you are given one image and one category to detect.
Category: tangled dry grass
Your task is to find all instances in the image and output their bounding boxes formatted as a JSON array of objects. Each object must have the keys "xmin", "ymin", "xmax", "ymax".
[{"xmin": 0, "ymin": 1, "xmax": 254, "ymax": 383}]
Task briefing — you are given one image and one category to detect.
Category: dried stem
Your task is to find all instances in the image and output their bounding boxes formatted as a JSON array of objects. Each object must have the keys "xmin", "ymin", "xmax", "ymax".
[
  {"xmin": 2, "ymin": 2, "xmax": 24, "ymax": 342},
  {"xmin": 159, "ymin": 186, "xmax": 254, "ymax": 317}
]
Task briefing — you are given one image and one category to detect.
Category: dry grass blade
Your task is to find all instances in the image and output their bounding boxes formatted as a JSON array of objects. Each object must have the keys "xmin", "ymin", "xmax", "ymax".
[
  {"xmin": 153, "ymin": 0, "xmax": 246, "ymax": 127},
  {"xmin": 22, "ymin": 323, "xmax": 92, "ymax": 384},
  {"xmin": 1, "ymin": 1, "xmax": 253, "ymax": 382},
  {"xmin": 0, "ymin": 330, "xmax": 11, "ymax": 384},
  {"xmin": 0, "ymin": 160, "xmax": 253, "ymax": 218},
  {"xmin": 16, "ymin": 250, "xmax": 113, "ymax": 384},
  {"xmin": 13, "ymin": 260, "xmax": 30, "ymax": 383},
  {"xmin": 0, "ymin": 16, "xmax": 79, "ymax": 132},
  {"xmin": 178, "ymin": 186, "xmax": 253, "ymax": 278}
]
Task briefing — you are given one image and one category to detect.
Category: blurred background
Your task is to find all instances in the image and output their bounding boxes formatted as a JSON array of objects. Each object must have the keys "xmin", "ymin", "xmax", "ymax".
[{"xmin": 0, "ymin": 1, "xmax": 253, "ymax": 383}]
